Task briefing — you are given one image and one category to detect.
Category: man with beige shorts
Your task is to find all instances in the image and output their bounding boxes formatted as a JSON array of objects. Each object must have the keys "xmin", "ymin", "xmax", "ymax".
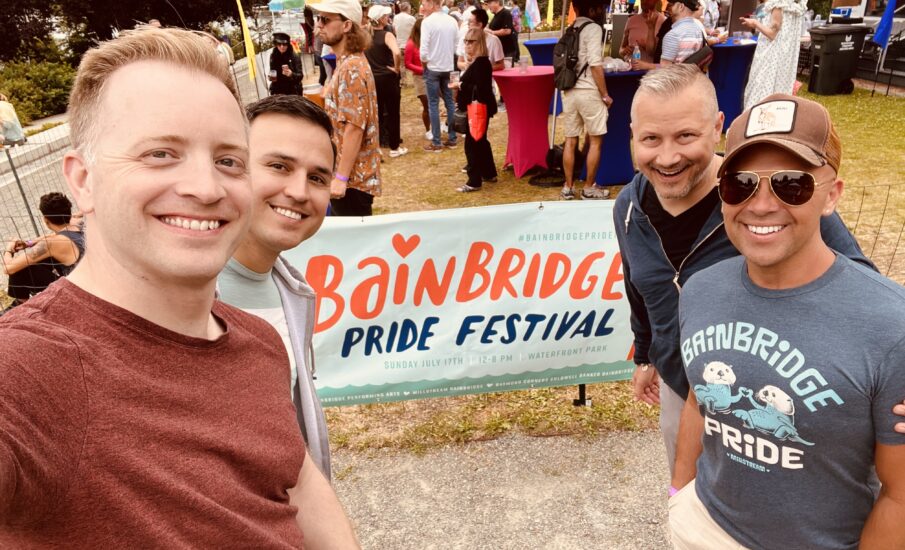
[{"xmin": 560, "ymin": 0, "xmax": 612, "ymax": 201}]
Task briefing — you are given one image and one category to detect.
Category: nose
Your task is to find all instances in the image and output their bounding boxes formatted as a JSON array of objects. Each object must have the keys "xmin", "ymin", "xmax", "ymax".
[
  {"xmin": 174, "ymin": 156, "xmax": 231, "ymax": 205},
  {"xmin": 284, "ymin": 172, "xmax": 311, "ymax": 203},
  {"xmin": 745, "ymin": 175, "xmax": 781, "ymax": 215},
  {"xmin": 655, "ymin": 140, "xmax": 682, "ymax": 168}
]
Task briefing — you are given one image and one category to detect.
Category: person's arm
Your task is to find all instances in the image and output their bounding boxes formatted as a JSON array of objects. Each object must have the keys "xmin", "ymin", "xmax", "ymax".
[
  {"xmin": 2, "ymin": 237, "xmax": 52, "ymax": 275},
  {"xmin": 404, "ymin": 42, "xmax": 424, "ymax": 74},
  {"xmin": 646, "ymin": 16, "xmax": 661, "ymax": 57},
  {"xmin": 619, "ymin": 23, "xmax": 633, "ymax": 58},
  {"xmin": 385, "ymin": 32, "xmax": 402, "ymax": 73},
  {"xmin": 589, "ymin": 65, "xmax": 612, "ymax": 107},
  {"xmin": 671, "ymin": 388, "xmax": 704, "ymax": 491},
  {"xmin": 658, "ymin": 31, "xmax": 679, "ymax": 65},
  {"xmin": 419, "ymin": 22, "xmax": 431, "ymax": 67},
  {"xmin": 859, "ymin": 443, "xmax": 905, "ymax": 548},
  {"xmin": 491, "ymin": 12, "xmax": 513, "ymax": 36},
  {"xmin": 613, "ymin": 200, "xmax": 658, "ymax": 403},
  {"xmin": 329, "ymin": 66, "xmax": 368, "ymax": 199},
  {"xmin": 330, "ymin": 124, "xmax": 364, "ymax": 199},
  {"xmin": 288, "ymin": 458, "xmax": 360, "ymax": 549},
  {"xmin": 741, "ymin": 7, "xmax": 781, "ymax": 40}
]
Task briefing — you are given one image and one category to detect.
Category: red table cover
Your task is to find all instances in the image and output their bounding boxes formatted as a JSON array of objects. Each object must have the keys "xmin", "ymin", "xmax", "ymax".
[{"xmin": 493, "ymin": 66, "xmax": 554, "ymax": 178}]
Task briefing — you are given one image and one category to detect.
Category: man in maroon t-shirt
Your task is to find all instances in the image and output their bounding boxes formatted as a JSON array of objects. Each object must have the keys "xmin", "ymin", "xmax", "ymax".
[{"xmin": 0, "ymin": 27, "xmax": 358, "ymax": 548}]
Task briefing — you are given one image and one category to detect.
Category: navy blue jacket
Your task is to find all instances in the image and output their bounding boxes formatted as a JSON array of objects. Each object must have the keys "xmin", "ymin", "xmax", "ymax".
[{"xmin": 613, "ymin": 171, "xmax": 874, "ymax": 400}]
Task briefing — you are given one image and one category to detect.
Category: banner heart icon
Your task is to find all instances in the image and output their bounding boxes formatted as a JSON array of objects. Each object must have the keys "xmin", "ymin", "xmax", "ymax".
[{"xmin": 392, "ymin": 233, "xmax": 421, "ymax": 258}]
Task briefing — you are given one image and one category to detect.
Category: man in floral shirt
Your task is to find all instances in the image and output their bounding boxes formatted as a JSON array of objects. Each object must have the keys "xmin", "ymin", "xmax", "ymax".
[{"xmin": 310, "ymin": 0, "xmax": 381, "ymax": 216}]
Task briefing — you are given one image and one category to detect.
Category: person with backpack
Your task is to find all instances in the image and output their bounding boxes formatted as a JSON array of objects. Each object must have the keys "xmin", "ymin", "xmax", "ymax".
[{"xmin": 555, "ymin": 0, "xmax": 612, "ymax": 201}]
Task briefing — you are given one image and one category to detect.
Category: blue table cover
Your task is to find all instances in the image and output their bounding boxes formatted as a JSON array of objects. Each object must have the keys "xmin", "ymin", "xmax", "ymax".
[{"xmin": 709, "ymin": 40, "xmax": 757, "ymax": 132}]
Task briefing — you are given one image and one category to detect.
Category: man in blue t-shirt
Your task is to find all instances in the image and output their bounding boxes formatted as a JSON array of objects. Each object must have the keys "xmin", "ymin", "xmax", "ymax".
[{"xmin": 671, "ymin": 95, "xmax": 905, "ymax": 549}]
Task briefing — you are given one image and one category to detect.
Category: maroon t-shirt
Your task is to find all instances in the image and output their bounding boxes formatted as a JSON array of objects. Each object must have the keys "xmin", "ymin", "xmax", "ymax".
[{"xmin": 0, "ymin": 279, "xmax": 306, "ymax": 548}]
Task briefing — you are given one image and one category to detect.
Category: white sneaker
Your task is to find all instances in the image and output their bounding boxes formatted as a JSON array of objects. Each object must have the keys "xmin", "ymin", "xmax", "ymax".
[
  {"xmin": 389, "ymin": 147, "xmax": 409, "ymax": 158},
  {"xmin": 425, "ymin": 130, "xmax": 433, "ymax": 140}
]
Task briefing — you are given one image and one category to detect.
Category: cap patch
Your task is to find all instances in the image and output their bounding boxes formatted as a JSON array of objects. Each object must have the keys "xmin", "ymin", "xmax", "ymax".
[{"xmin": 746, "ymin": 100, "xmax": 797, "ymax": 138}]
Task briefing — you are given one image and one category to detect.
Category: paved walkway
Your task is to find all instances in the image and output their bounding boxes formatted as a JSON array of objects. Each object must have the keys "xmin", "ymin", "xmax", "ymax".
[{"xmin": 332, "ymin": 431, "xmax": 671, "ymax": 549}]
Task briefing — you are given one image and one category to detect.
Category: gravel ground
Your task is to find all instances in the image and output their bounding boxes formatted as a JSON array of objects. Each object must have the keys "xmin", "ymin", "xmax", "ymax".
[{"xmin": 332, "ymin": 431, "xmax": 671, "ymax": 549}]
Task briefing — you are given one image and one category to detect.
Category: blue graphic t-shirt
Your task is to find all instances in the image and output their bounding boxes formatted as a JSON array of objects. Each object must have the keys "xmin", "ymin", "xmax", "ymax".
[{"xmin": 679, "ymin": 254, "xmax": 905, "ymax": 550}]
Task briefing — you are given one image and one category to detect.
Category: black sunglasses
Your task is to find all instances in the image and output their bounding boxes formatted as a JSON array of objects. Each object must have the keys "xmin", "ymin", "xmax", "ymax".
[
  {"xmin": 316, "ymin": 14, "xmax": 340, "ymax": 24},
  {"xmin": 718, "ymin": 170, "xmax": 829, "ymax": 207}
]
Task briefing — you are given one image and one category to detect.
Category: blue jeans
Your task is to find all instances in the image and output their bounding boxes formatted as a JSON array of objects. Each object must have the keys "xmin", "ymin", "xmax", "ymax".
[{"xmin": 424, "ymin": 68, "xmax": 457, "ymax": 146}]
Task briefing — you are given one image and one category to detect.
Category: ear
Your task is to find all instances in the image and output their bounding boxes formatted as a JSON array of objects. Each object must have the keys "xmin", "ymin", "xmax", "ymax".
[
  {"xmin": 821, "ymin": 177, "xmax": 844, "ymax": 217},
  {"xmin": 713, "ymin": 112, "xmax": 725, "ymax": 143},
  {"xmin": 63, "ymin": 150, "xmax": 96, "ymax": 215}
]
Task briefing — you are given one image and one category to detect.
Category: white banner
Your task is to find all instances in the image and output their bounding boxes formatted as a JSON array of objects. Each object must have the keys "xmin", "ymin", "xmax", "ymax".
[{"xmin": 285, "ymin": 201, "xmax": 634, "ymax": 406}]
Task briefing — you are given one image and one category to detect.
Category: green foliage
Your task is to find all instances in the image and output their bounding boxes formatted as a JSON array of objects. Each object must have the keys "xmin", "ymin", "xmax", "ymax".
[
  {"xmin": 808, "ymin": 0, "xmax": 832, "ymax": 18},
  {"xmin": 0, "ymin": 0, "xmax": 54, "ymax": 62},
  {"xmin": 0, "ymin": 62, "xmax": 76, "ymax": 124},
  {"xmin": 213, "ymin": 24, "xmax": 271, "ymax": 62}
]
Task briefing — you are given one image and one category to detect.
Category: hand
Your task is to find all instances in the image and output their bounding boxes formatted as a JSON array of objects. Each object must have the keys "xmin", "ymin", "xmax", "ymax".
[
  {"xmin": 739, "ymin": 17, "xmax": 756, "ymax": 30},
  {"xmin": 632, "ymin": 59, "xmax": 656, "ymax": 71},
  {"xmin": 619, "ymin": 45, "xmax": 633, "ymax": 58},
  {"xmin": 448, "ymin": 82, "xmax": 460, "ymax": 89},
  {"xmin": 282, "ymin": 66, "xmax": 292, "ymax": 77},
  {"xmin": 330, "ymin": 178, "xmax": 348, "ymax": 199},
  {"xmin": 602, "ymin": 94, "xmax": 613, "ymax": 108},
  {"xmin": 632, "ymin": 364, "xmax": 661, "ymax": 405},
  {"xmin": 10, "ymin": 239, "xmax": 27, "ymax": 253},
  {"xmin": 389, "ymin": 66, "xmax": 400, "ymax": 74},
  {"xmin": 894, "ymin": 400, "xmax": 905, "ymax": 434}
]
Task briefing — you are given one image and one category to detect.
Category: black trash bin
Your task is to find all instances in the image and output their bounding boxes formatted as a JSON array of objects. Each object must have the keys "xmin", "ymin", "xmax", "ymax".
[{"xmin": 808, "ymin": 24, "xmax": 870, "ymax": 95}]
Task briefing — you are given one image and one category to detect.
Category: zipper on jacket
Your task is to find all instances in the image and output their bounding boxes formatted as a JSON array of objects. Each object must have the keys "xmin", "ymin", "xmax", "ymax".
[
  {"xmin": 671, "ymin": 223, "xmax": 723, "ymax": 291},
  {"xmin": 642, "ymin": 213, "xmax": 723, "ymax": 292}
]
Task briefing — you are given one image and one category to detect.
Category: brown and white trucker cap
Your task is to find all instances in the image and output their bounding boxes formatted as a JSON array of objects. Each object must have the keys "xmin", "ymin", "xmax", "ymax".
[{"xmin": 719, "ymin": 94, "xmax": 840, "ymax": 177}]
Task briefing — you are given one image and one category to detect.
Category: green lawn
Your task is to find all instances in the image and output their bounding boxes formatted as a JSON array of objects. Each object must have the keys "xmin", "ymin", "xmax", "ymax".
[{"xmin": 332, "ymin": 81, "xmax": 905, "ymax": 451}]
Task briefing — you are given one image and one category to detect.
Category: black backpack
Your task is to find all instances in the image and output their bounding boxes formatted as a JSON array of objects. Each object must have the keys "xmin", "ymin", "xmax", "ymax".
[{"xmin": 553, "ymin": 21, "xmax": 593, "ymax": 91}]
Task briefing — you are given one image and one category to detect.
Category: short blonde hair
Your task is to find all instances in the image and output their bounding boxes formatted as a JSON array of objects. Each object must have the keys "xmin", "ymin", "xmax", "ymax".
[
  {"xmin": 68, "ymin": 27, "xmax": 239, "ymax": 161},
  {"xmin": 632, "ymin": 64, "xmax": 719, "ymax": 123},
  {"xmin": 465, "ymin": 28, "xmax": 488, "ymax": 58}
]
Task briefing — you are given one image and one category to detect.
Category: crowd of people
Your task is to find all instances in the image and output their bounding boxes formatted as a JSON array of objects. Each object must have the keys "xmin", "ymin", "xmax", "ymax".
[{"xmin": 1, "ymin": 4, "xmax": 904, "ymax": 549}]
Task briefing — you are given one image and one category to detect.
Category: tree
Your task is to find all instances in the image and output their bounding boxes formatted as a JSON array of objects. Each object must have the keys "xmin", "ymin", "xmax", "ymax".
[
  {"xmin": 53, "ymin": 0, "xmax": 251, "ymax": 42},
  {"xmin": 0, "ymin": 0, "xmax": 55, "ymax": 62}
]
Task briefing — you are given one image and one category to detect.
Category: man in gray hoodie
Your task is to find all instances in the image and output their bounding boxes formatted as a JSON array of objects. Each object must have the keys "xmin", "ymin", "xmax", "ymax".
[{"xmin": 218, "ymin": 95, "xmax": 335, "ymax": 480}]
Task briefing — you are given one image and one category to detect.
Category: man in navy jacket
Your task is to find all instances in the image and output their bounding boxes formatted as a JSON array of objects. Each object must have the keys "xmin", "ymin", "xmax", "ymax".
[{"xmin": 613, "ymin": 65, "xmax": 875, "ymax": 476}]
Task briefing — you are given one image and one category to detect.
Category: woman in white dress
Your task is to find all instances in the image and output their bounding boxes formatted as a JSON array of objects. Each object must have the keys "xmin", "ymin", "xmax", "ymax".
[{"xmin": 740, "ymin": 0, "xmax": 808, "ymax": 109}]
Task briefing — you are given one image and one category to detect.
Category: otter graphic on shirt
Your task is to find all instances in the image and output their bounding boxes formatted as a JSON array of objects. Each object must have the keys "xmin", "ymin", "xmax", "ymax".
[
  {"xmin": 693, "ymin": 361, "xmax": 745, "ymax": 414},
  {"xmin": 682, "ymin": 322, "xmax": 846, "ymax": 471},
  {"xmin": 733, "ymin": 384, "xmax": 814, "ymax": 446}
]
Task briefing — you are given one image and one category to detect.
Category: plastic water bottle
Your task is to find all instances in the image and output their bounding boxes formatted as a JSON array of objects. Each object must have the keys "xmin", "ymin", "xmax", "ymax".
[{"xmin": 632, "ymin": 44, "xmax": 641, "ymax": 64}]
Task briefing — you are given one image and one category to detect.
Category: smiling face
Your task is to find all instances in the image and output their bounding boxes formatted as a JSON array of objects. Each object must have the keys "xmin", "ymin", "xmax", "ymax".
[
  {"xmin": 68, "ymin": 60, "xmax": 251, "ymax": 289},
  {"xmin": 631, "ymin": 82, "xmax": 724, "ymax": 212},
  {"xmin": 236, "ymin": 113, "xmax": 333, "ymax": 270},
  {"xmin": 721, "ymin": 144, "xmax": 842, "ymax": 288}
]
